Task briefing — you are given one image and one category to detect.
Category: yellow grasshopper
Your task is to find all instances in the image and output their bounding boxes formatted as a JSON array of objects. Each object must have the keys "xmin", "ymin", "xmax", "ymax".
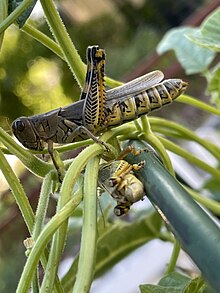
[
  {"xmin": 12, "ymin": 46, "xmax": 187, "ymax": 159},
  {"xmin": 98, "ymin": 146, "xmax": 145, "ymax": 216}
]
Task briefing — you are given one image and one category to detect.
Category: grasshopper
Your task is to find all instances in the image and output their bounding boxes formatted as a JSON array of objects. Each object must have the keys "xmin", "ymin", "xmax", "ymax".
[
  {"xmin": 12, "ymin": 45, "xmax": 187, "ymax": 162},
  {"xmin": 98, "ymin": 146, "xmax": 145, "ymax": 216}
]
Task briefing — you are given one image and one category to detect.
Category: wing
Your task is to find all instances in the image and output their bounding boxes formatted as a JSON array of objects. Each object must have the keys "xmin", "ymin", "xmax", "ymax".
[
  {"xmin": 59, "ymin": 100, "xmax": 84, "ymax": 124},
  {"xmin": 106, "ymin": 70, "xmax": 164, "ymax": 101},
  {"xmin": 82, "ymin": 45, "xmax": 106, "ymax": 132}
]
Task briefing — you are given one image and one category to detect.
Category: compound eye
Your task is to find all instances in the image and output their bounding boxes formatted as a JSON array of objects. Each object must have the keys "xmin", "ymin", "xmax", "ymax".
[{"xmin": 16, "ymin": 120, "xmax": 25, "ymax": 132}]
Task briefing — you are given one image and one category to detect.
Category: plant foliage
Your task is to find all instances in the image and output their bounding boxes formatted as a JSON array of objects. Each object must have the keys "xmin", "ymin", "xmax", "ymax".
[{"xmin": 0, "ymin": 1, "xmax": 220, "ymax": 293}]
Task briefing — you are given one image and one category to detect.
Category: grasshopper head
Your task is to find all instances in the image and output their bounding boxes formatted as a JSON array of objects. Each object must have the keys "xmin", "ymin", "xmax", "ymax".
[{"xmin": 11, "ymin": 117, "xmax": 44, "ymax": 151}]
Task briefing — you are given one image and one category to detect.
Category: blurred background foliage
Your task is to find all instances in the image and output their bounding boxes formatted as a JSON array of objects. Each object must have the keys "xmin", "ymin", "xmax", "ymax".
[{"xmin": 0, "ymin": 0, "xmax": 219, "ymax": 291}]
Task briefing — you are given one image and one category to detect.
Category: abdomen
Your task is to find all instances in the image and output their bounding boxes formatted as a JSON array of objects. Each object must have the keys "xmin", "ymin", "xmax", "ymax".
[{"xmin": 106, "ymin": 79, "xmax": 187, "ymax": 126}]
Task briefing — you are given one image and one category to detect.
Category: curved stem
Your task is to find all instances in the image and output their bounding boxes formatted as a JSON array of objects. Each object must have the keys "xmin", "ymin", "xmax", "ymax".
[
  {"xmin": 0, "ymin": 149, "xmax": 34, "ymax": 231},
  {"xmin": 33, "ymin": 172, "xmax": 53, "ymax": 239},
  {"xmin": 178, "ymin": 95, "xmax": 220, "ymax": 116},
  {"xmin": 22, "ymin": 22, "xmax": 65, "ymax": 60},
  {"xmin": 157, "ymin": 135, "xmax": 220, "ymax": 179},
  {"xmin": 0, "ymin": 0, "xmax": 34, "ymax": 34},
  {"xmin": 0, "ymin": 0, "xmax": 8, "ymax": 49},
  {"xmin": 0, "ymin": 149, "xmax": 63, "ymax": 293},
  {"xmin": 32, "ymin": 172, "xmax": 53, "ymax": 292},
  {"xmin": 165, "ymin": 239, "xmax": 181, "ymax": 274},
  {"xmin": 40, "ymin": 0, "xmax": 85, "ymax": 87},
  {"xmin": 185, "ymin": 187, "xmax": 220, "ymax": 216},
  {"xmin": 73, "ymin": 156, "xmax": 99, "ymax": 293},
  {"xmin": 41, "ymin": 144, "xmax": 103, "ymax": 292},
  {"xmin": 149, "ymin": 117, "xmax": 220, "ymax": 161},
  {"xmin": 140, "ymin": 116, "xmax": 175, "ymax": 175},
  {"xmin": 16, "ymin": 192, "xmax": 82, "ymax": 293},
  {"xmin": 0, "ymin": 127, "xmax": 53, "ymax": 177},
  {"xmin": 21, "ymin": 22, "xmax": 123, "ymax": 90}
]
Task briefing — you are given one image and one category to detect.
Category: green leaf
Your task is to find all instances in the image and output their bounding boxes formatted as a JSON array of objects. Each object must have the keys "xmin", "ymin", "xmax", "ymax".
[
  {"xmin": 207, "ymin": 64, "xmax": 220, "ymax": 108},
  {"xmin": 201, "ymin": 8, "xmax": 220, "ymax": 39},
  {"xmin": 186, "ymin": 8, "xmax": 220, "ymax": 52},
  {"xmin": 185, "ymin": 276, "xmax": 209, "ymax": 293},
  {"xmin": 157, "ymin": 27, "xmax": 215, "ymax": 74},
  {"xmin": 96, "ymin": 211, "xmax": 162, "ymax": 276},
  {"xmin": 186, "ymin": 31, "xmax": 220, "ymax": 52},
  {"xmin": 8, "ymin": 0, "xmax": 38, "ymax": 28},
  {"xmin": 139, "ymin": 273, "xmax": 208, "ymax": 293},
  {"xmin": 159, "ymin": 272, "xmax": 190, "ymax": 287}
]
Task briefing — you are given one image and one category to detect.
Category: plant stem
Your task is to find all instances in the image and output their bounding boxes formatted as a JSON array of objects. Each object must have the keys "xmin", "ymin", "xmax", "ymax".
[
  {"xmin": 0, "ymin": 149, "xmax": 34, "ymax": 231},
  {"xmin": 33, "ymin": 172, "xmax": 53, "ymax": 239},
  {"xmin": 0, "ymin": 149, "xmax": 63, "ymax": 292},
  {"xmin": 73, "ymin": 156, "xmax": 99, "ymax": 293},
  {"xmin": 40, "ymin": 144, "xmax": 103, "ymax": 292},
  {"xmin": 21, "ymin": 22, "xmax": 122, "ymax": 89},
  {"xmin": 0, "ymin": 0, "xmax": 34, "ymax": 34},
  {"xmin": 149, "ymin": 117, "xmax": 220, "ymax": 161},
  {"xmin": 185, "ymin": 187, "xmax": 220, "ymax": 216},
  {"xmin": 16, "ymin": 193, "xmax": 82, "ymax": 293},
  {"xmin": 140, "ymin": 116, "xmax": 175, "ymax": 175},
  {"xmin": 157, "ymin": 135, "xmax": 220, "ymax": 179},
  {"xmin": 0, "ymin": 127, "xmax": 53, "ymax": 177},
  {"xmin": 40, "ymin": 0, "xmax": 85, "ymax": 88},
  {"xmin": 165, "ymin": 239, "xmax": 181, "ymax": 274},
  {"xmin": 0, "ymin": 0, "xmax": 8, "ymax": 49},
  {"xmin": 178, "ymin": 95, "xmax": 220, "ymax": 116},
  {"xmin": 22, "ymin": 22, "xmax": 65, "ymax": 59},
  {"xmin": 0, "ymin": 148, "xmax": 40, "ymax": 292}
]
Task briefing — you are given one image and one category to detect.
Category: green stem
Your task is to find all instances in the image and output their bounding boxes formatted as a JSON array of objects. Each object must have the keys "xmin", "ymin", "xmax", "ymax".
[
  {"xmin": 165, "ymin": 239, "xmax": 180, "ymax": 274},
  {"xmin": 73, "ymin": 157, "xmax": 99, "ymax": 293},
  {"xmin": 0, "ymin": 149, "xmax": 63, "ymax": 292},
  {"xmin": 40, "ymin": 0, "xmax": 86, "ymax": 87},
  {"xmin": 20, "ymin": 22, "xmax": 121, "ymax": 89},
  {"xmin": 40, "ymin": 144, "xmax": 103, "ymax": 292},
  {"xmin": 100, "ymin": 123, "xmax": 137, "ymax": 144},
  {"xmin": 0, "ymin": 0, "xmax": 34, "ymax": 34},
  {"xmin": 185, "ymin": 187, "xmax": 220, "ymax": 216},
  {"xmin": 16, "ymin": 193, "xmax": 82, "ymax": 293},
  {"xmin": 0, "ymin": 147, "xmax": 11, "ymax": 155},
  {"xmin": 0, "ymin": 0, "xmax": 8, "ymax": 49},
  {"xmin": 157, "ymin": 135, "xmax": 220, "ymax": 179},
  {"xmin": 148, "ymin": 127, "xmax": 182, "ymax": 138},
  {"xmin": 0, "ymin": 149, "xmax": 34, "ymax": 231},
  {"xmin": 134, "ymin": 119, "xmax": 142, "ymax": 132},
  {"xmin": 33, "ymin": 172, "xmax": 53, "ymax": 239},
  {"xmin": 149, "ymin": 117, "xmax": 220, "ymax": 161},
  {"xmin": 22, "ymin": 22, "xmax": 65, "ymax": 59},
  {"xmin": 140, "ymin": 116, "xmax": 175, "ymax": 176},
  {"xmin": 178, "ymin": 95, "xmax": 220, "ymax": 116},
  {"xmin": 0, "ymin": 147, "xmax": 40, "ymax": 292},
  {"xmin": 0, "ymin": 127, "xmax": 53, "ymax": 177},
  {"xmin": 158, "ymin": 231, "xmax": 175, "ymax": 243},
  {"xmin": 32, "ymin": 273, "xmax": 39, "ymax": 293}
]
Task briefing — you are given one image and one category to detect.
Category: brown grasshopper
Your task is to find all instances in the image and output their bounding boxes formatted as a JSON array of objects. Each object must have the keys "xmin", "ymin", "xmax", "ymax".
[{"xmin": 12, "ymin": 46, "xmax": 187, "ymax": 162}]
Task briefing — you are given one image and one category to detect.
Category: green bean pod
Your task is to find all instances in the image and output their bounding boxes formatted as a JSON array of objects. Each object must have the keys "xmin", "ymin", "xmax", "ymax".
[{"xmin": 126, "ymin": 140, "xmax": 220, "ymax": 292}]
